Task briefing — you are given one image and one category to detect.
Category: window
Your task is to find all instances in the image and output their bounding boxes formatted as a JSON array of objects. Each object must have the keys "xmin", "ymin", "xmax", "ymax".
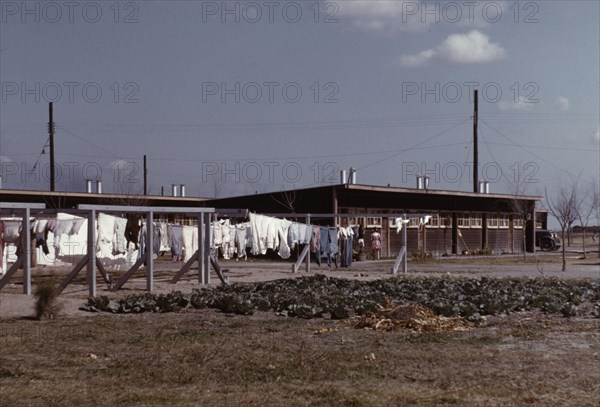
[
  {"xmin": 499, "ymin": 215, "xmax": 509, "ymax": 229},
  {"xmin": 439, "ymin": 212, "xmax": 452, "ymax": 228},
  {"xmin": 514, "ymin": 218, "xmax": 524, "ymax": 229},
  {"xmin": 457, "ymin": 213, "xmax": 470, "ymax": 228},
  {"xmin": 408, "ymin": 217, "xmax": 420, "ymax": 228},
  {"xmin": 471, "ymin": 213, "xmax": 482, "ymax": 228},
  {"xmin": 426, "ymin": 214, "xmax": 440, "ymax": 228},
  {"xmin": 487, "ymin": 216, "xmax": 498, "ymax": 228},
  {"xmin": 343, "ymin": 208, "xmax": 366, "ymax": 227},
  {"xmin": 535, "ymin": 220, "xmax": 542, "ymax": 229},
  {"xmin": 366, "ymin": 210, "xmax": 382, "ymax": 228}
]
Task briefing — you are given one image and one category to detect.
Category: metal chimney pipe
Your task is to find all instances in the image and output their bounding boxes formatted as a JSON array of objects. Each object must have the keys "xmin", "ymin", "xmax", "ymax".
[
  {"xmin": 485, "ymin": 181, "xmax": 490, "ymax": 194},
  {"xmin": 172, "ymin": 184, "xmax": 178, "ymax": 197},
  {"xmin": 340, "ymin": 170, "xmax": 348, "ymax": 184},
  {"xmin": 180, "ymin": 184, "xmax": 186, "ymax": 197},
  {"xmin": 424, "ymin": 176, "xmax": 430, "ymax": 190},
  {"xmin": 349, "ymin": 167, "xmax": 357, "ymax": 184},
  {"xmin": 96, "ymin": 180, "xmax": 102, "ymax": 194},
  {"xmin": 416, "ymin": 176, "xmax": 423, "ymax": 190},
  {"xmin": 86, "ymin": 180, "xmax": 93, "ymax": 193}
]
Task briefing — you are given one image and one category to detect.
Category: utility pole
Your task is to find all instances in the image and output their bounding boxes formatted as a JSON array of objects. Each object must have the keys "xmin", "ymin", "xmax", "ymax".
[
  {"xmin": 48, "ymin": 102, "xmax": 56, "ymax": 192},
  {"xmin": 472, "ymin": 89, "xmax": 478, "ymax": 193},
  {"xmin": 143, "ymin": 154, "xmax": 148, "ymax": 195}
]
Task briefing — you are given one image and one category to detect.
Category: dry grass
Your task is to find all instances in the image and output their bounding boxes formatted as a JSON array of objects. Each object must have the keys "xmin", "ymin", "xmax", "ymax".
[
  {"xmin": 355, "ymin": 300, "xmax": 470, "ymax": 332},
  {"xmin": 0, "ymin": 309, "xmax": 598, "ymax": 406}
]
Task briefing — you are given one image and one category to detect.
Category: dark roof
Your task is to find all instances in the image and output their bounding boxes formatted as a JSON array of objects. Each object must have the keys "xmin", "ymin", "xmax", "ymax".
[
  {"xmin": 0, "ymin": 188, "xmax": 208, "ymax": 209},
  {"xmin": 344, "ymin": 183, "xmax": 542, "ymax": 200}
]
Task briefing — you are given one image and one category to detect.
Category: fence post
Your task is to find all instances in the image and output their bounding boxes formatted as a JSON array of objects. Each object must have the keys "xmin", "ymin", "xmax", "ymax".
[{"xmin": 87, "ymin": 209, "xmax": 97, "ymax": 296}]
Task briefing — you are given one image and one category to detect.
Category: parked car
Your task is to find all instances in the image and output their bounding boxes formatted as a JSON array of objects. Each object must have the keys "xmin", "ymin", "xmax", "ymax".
[{"xmin": 535, "ymin": 230, "xmax": 561, "ymax": 251}]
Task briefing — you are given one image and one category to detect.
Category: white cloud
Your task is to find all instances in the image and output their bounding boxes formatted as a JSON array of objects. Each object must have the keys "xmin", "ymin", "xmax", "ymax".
[
  {"xmin": 554, "ymin": 96, "xmax": 570, "ymax": 111},
  {"xmin": 337, "ymin": 1, "xmax": 431, "ymax": 34},
  {"xmin": 399, "ymin": 49, "xmax": 436, "ymax": 67},
  {"xmin": 399, "ymin": 30, "xmax": 507, "ymax": 67},
  {"xmin": 437, "ymin": 30, "xmax": 507, "ymax": 63},
  {"xmin": 498, "ymin": 96, "xmax": 535, "ymax": 111},
  {"xmin": 338, "ymin": 1, "xmax": 510, "ymax": 34}
]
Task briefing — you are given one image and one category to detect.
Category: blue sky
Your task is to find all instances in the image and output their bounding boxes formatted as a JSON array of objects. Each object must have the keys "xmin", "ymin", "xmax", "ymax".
[{"xmin": 1, "ymin": 1, "xmax": 598, "ymax": 204}]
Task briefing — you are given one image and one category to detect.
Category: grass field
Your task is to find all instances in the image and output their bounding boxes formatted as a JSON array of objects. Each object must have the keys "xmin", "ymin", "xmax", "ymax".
[
  {"xmin": 1, "ymin": 305, "xmax": 599, "ymax": 406},
  {"xmin": 0, "ymin": 242, "xmax": 599, "ymax": 406}
]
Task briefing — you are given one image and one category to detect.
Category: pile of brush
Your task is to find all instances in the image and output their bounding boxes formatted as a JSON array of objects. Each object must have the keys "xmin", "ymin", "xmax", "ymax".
[{"xmin": 355, "ymin": 299, "xmax": 469, "ymax": 332}]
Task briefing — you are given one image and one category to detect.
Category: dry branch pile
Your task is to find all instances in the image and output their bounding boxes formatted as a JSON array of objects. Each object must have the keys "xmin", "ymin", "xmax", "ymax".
[{"xmin": 355, "ymin": 300, "xmax": 469, "ymax": 332}]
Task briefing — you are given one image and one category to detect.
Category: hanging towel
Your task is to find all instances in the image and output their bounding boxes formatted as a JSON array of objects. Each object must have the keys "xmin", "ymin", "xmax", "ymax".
[
  {"xmin": 169, "ymin": 224, "xmax": 183, "ymax": 261},
  {"xmin": 114, "ymin": 217, "xmax": 128, "ymax": 254},
  {"xmin": 97, "ymin": 213, "xmax": 116, "ymax": 244},
  {"xmin": 70, "ymin": 218, "xmax": 85, "ymax": 235},
  {"xmin": 182, "ymin": 226, "xmax": 194, "ymax": 262}
]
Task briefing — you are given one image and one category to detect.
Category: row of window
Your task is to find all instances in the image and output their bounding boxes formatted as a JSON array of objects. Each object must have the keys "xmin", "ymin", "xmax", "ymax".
[{"xmin": 340, "ymin": 209, "xmax": 538, "ymax": 229}]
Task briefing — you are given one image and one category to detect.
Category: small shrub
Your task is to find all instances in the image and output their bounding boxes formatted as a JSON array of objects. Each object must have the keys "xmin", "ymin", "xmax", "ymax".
[
  {"xmin": 410, "ymin": 250, "xmax": 432, "ymax": 262},
  {"xmin": 34, "ymin": 278, "xmax": 62, "ymax": 320}
]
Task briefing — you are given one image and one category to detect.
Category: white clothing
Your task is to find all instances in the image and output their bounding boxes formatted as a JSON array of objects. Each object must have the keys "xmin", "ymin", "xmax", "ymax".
[{"xmin": 182, "ymin": 226, "xmax": 195, "ymax": 262}]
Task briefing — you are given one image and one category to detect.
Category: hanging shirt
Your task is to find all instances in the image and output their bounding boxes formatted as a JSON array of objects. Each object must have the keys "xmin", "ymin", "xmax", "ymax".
[
  {"xmin": 235, "ymin": 223, "xmax": 248, "ymax": 258},
  {"xmin": 159, "ymin": 222, "xmax": 169, "ymax": 249},
  {"xmin": 70, "ymin": 218, "xmax": 85, "ymax": 235},
  {"xmin": 287, "ymin": 222, "xmax": 300, "ymax": 250},
  {"xmin": 2, "ymin": 220, "xmax": 21, "ymax": 244},
  {"xmin": 249, "ymin": 213, "xmax": 268, "ymax": 255},
  {"xmin": 54, "ymin": 219, "xmax": 71, "ymax": 240},
  {"xmin": 34, "ymin": 219, "xmax": 48, "ymax": 234},
  {"xmin": 277, "ymin": 219, "xmax": 292, "ymax": 259},
  {"xmin": 310, "ymin": 226, "xmax": 321, "ymax": 253},
  {"xmin": 46, "ymin": 218, "xmax": 57, "ymax": 234},
  {"xmin": 125, "ymin": 214, "xmax": 141, "ymax": 250}
]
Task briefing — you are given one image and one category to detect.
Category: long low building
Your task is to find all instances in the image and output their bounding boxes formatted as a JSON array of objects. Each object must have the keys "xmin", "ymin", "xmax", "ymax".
[
  {"xmin": 206, "ymin": 183, "xmax": 546, "ymax": 256},
  {"xmin": 0, "ymin": 183, "xmax": 546, "ymax": 256}
]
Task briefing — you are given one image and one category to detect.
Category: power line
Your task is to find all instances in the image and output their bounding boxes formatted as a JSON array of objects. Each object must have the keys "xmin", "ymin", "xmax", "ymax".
[
  {"xmin": 356, "ymin": 118, "xmax": 470, "ymax": 172},
  {"xmin": 479, "ymin": 119, "xmax": 574, "ymax": 177},
  {"xmin": 22, "ymin": 137, "xmax": 50, "ymax": 189}
]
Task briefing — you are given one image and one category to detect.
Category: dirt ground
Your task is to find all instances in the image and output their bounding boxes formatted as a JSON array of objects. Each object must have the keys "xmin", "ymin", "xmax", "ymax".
[
  {"xmin": 0, "ymin": 249, "xmax": 599, "ymax": 406},
  {"xmin": 1, "ymin": 249, "xmax": 598, "ymax": 319}
]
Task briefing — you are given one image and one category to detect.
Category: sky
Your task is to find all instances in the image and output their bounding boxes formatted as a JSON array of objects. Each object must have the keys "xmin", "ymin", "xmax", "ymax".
[{"xmin": 1, "ymin": 0, "xmax": 599, "ymax": 213}]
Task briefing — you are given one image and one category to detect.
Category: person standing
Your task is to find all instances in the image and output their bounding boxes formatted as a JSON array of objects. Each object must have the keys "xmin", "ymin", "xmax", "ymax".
[{"xmin": 371, "ymin": 229, "xmax": 381, "ymax": 260}]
